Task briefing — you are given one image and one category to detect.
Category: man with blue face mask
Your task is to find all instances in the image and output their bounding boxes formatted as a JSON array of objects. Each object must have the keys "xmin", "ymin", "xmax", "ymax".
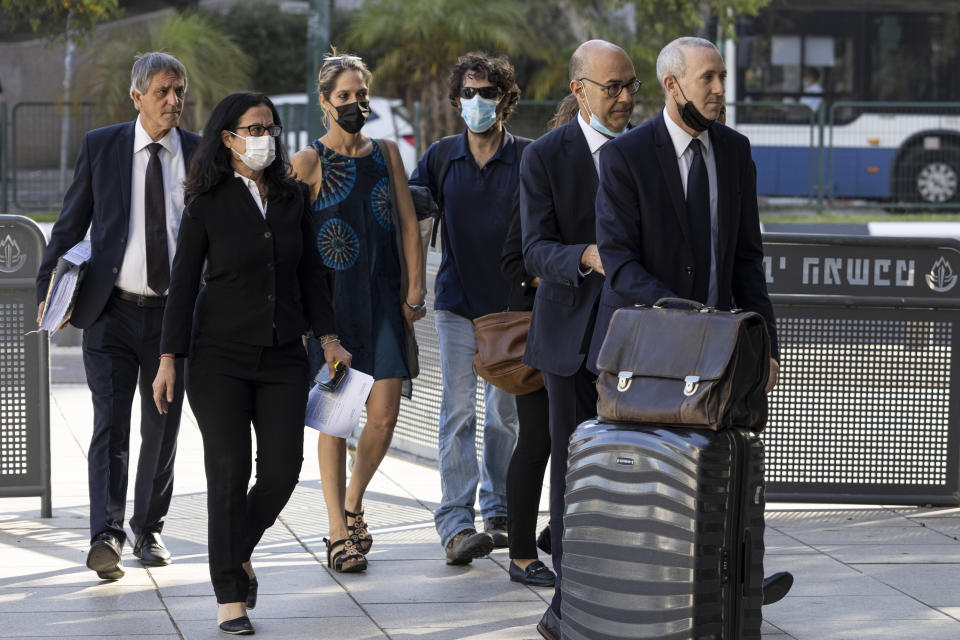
[
  {"xmin": 519, "ymin": 39, "xmax": 637, "ymax": 640},
  {"xmin": 409, "ymin": 53, "xmax": 532, "ymax": 567}
]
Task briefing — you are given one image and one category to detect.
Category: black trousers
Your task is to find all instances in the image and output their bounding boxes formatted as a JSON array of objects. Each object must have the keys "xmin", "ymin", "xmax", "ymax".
[
  {"xmin": 82, "ymin": 295, "xmax": 184, "ymax": 543},
  {"xmin": 506, "ymin": 386, "xmax": 550, "ymax": 559},
  {"xmin": 187, "ymin": 336, "xmax": 308, "ymax": 604},
  {"xmin": 542, "ymin": 366, "xmax": 598, "ymax": 617}
]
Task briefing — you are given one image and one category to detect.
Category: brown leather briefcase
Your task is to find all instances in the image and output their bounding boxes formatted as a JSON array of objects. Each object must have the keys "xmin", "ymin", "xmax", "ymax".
[{"xmin": 595, "ymin": 298, "xmax": 770, "ymax": 431}]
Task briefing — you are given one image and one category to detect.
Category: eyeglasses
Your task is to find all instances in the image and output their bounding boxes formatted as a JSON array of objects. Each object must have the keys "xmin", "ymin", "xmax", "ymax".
[
  {"xmin": 578, "ymin": 77, "xmax": 642, "ymax": 98},
  {"xmin": 235, "ymin": 123, "xmax": 282, "ymax": 137},
  {"xmin": 460, "ymin": 86, "xmax": 501, "ymax": 101}
]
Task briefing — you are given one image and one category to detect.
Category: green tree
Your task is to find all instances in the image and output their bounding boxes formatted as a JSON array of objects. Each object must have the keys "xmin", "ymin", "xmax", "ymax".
[
  {"xmin": 0, "ymin": 0, "xmax": 121, "ymax": 42},
  {"xmin": 202, "ymin": 2, "xmax": 308, "ymax": 95},
  {"xmin": 344, "ymin": 0, "xmax": 553, "ymax": 144},
  {"xmin": 524, "ymin": 0, "xmax": 773, "ymax": 115},
  {"xmin": 77, "ymin": 11, "xmax": 252, "ymax": 130}
]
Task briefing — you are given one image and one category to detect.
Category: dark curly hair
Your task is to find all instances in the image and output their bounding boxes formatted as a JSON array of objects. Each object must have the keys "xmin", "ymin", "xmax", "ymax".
[
  {"xmin": 447, "ymin": 52, "xmax": 521, "ymax": 124},
  {"xmin": 184, "ymin": 92, "xmax": 296, "ymax": 203}
]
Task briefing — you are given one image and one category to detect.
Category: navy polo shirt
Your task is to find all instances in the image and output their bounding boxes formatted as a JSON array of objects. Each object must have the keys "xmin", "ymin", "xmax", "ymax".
[{"xmin": 410, "ymin": 129, "xmax": 520, "ymax": 320}]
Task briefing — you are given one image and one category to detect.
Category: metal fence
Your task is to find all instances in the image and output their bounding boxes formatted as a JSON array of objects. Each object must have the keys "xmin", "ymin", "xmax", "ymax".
[
  {"xmin": 10, "ymin": 102, "xmax": 99, "ymax": 212},
  {"xmin": 0, "ymin": 215, "xmax": 51, "ymax": 517},
  {"xmin": 763, "ymin": 233, "xmax": 960, "ymax": 505}
]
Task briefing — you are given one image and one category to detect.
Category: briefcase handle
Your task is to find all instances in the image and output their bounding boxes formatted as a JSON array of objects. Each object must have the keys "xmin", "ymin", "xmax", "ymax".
[{"xmin": 654, "ymin": 297, "xmax": 709, "ymax": 311}]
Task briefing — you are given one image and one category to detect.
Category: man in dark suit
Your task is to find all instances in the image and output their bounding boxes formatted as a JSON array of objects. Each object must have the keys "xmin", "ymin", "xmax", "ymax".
[
  {"xmin": 589, "ymin": 36, "xmax": 779, "ymax": 386},
  {"xmin": 520, "ymin": 40, "xmax": 640, "ymax": 640},
  {"xmin": 36, "ymin": 52, "xmax": 199, "ymax": 581}
]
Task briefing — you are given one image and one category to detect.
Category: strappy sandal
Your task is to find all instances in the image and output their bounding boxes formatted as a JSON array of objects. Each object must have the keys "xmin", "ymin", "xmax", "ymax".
[
  {"xmin": 323, "ymin": 535, "xmax": 367, "ymax": 573},
  {"xmin": 345, "ymin": 508, "xmax": 373, "ymax": 554}
]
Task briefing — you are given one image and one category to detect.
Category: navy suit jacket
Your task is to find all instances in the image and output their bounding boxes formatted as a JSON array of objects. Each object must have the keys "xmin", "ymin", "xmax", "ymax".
[
  {"xmin": 36, "ymin": 121, "xmax": 200, "ymax": 329},
  {"xmin": 520, "ymin": 119, "xmax": 605, "ymax": 376},
  {"xmin": 588, "ymin": 111, "xmax": 779, "ymax": 372}
]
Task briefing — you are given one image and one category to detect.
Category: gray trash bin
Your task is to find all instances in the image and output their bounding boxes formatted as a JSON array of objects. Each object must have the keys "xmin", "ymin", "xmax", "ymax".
[{"xmin": 0, "ymin": 214, "xmax": 51, "ymax": 517}]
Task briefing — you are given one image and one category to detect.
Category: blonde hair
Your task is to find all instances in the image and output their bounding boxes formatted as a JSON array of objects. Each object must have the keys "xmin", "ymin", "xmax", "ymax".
[{"xmin": 317, "ymin": 47, "xmax": 372, "ymax": 127}]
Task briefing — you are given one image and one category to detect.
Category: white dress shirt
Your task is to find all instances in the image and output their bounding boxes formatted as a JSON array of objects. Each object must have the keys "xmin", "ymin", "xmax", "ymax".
[
  {"xmin": 234, "ymin": 172, "xmax": 267, "ymax": 217},
  {"xmin": 116, "ymin": 116, "xmax": 187, "ymax": 296},
  {"xmin": 663, "ymin": 112, "xmax": 719, "ymax": 307},
  {"xmin": 577, "ymin": 112, "xmax": 612, "ymax": 174}
]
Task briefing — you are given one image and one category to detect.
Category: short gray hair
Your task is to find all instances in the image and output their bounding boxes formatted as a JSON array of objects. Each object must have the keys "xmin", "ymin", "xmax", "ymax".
[
  {"xmin": 656, "ymin": 37, "xmax": 720, "ymax": 90},
  {"xmin": 129, "ymin": 52, "xmax": 188, "ymax": 108}
]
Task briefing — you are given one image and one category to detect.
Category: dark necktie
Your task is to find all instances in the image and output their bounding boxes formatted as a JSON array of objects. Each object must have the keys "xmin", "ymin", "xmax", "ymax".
[
  {"xmin": 145, "ymin": 142, "xmax": 169, "ymax": 295},
  {"xmin": 686, "ymin": 139, "xmax": 711, "ymax": 303}
]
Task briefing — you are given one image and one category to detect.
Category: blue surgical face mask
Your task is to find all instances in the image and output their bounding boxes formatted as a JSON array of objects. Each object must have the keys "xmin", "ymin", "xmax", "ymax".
[
  {"xmin": 460, "ymin": 95, "xmax": 499, "ymax": 133},
  {"xmin": 581, "ymin": 82, "xmax": 624, "ymax": 138}
]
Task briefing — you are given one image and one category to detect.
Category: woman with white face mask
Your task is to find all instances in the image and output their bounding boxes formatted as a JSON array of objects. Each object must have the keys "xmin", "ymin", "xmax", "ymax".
[
  {"xmin": 153, "ymin": 92, "xmax": 350, "ymax": 636},
  {"xmin": 291, "ymin": 51, "xmax": 425, "ymax": 575}
]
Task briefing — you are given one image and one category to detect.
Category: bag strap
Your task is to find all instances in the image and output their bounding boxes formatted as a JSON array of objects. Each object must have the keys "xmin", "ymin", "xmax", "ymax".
[
  {"xmin": 376, "ymin": 139, "xmax": 426, "ymax": 296},
  {"xmin": 428, "ymin": 135, "xmax": 459, "ymax": 248}
]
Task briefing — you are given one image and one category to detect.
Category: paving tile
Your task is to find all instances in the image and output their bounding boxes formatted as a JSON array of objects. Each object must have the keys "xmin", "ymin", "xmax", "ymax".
[
  {"xmin": 164, "ymin": 590, "xmax": 362, "ymax": 621},
  {"xmin": 776, "ymin": 619, "xmax": 960, "ymax": 640},
  {"xmin": 784, "ymin": 525, "xmax": 955, "ymax": 546},
  {"xmin": 177, "ymin": 615, "xmax": 386, "ymax": 640},
  {"xmin": 387, "ymin": 625, "xmax": 544, "ymax": 639},
  {"xmin": 344, "ymin": 558, "xmax": 542, "ymax": 604},
  {"xmin": 152, "ymin": 553, "xmax": 340, "ymax": 598},
  {"xmin": 0, "ymin": 610, "xmax": 176, "ymax": 637},
  {"xmin": 763, "ymin": 555, "xmax": 896, "ymax": 597},
  {"xmin": 814, "ymin": 543, "xmax": 960, "ymax": 563},
  {"xmin": 0, "ymin": 563, "xmax": 155, "ymax": 588},
  {"xmin": 854, "ymin": 564, "xmax": 960, "ymax": 606},
  {"xmin": 0, "ymin": 585, "xmax": 162, "ymax": 613},
  {"xmin": 764, "ymin": 595, "xmax": 949, "ymax": 626},
  {"xmin": 365, "ymin": 600, "xmax": 545, "ymax": 629},
  {"xmin": 765, "ymin": 509, "xmax": 913, "ymax": 530}
]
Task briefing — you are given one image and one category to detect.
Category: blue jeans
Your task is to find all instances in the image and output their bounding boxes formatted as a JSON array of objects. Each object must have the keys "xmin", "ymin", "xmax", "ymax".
[{"xmin": 433, "ymin": 310, "xmax": 519, "ymax": 548}]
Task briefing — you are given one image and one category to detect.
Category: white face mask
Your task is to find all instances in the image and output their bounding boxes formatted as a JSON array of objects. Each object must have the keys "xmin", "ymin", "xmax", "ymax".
[{"xmin": 228, "ymin": 131, "xmax": 276, "ymax": 171}]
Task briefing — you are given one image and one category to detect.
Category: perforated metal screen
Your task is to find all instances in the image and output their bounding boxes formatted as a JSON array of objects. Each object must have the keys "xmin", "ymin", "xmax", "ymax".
[
  {"xmin": 766, "ymin": 308, "xmax": 957, "ymax": 501},
  {"xmin": 1, "ymin": 302, "xmax": 29, "ymax": 476},
  {"xmin": 0, "ymin": 215, "xmax": 51, "ymax": 516}
]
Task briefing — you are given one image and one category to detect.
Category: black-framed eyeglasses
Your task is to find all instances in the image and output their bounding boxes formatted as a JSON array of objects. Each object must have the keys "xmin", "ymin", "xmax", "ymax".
[
  {"xmin": 579, "ymin": 77, "xmax": 642, "ymax": 98},
  {"xmin": 235, "ymin": 123, "xmax": 282, "ymax": 137},
  {"xmin": 460, "ymin": 86, "xmax": 501, "ymax": 101}
]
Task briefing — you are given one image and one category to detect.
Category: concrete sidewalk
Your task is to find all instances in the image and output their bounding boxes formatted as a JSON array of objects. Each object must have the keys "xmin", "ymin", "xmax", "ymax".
[{"xmin": 3, "ymin": 385, "xmax": 960, "ymax": 639}]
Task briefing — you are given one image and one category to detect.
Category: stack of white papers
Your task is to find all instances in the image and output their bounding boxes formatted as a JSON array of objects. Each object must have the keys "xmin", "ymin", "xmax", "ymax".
[
  {"xmin": 305, "ymin": 367, "xmax": 375, "ymax": 438},
  {"xmin": 40, "ymin": 240, "xmax": 91, "ymax": 332}
]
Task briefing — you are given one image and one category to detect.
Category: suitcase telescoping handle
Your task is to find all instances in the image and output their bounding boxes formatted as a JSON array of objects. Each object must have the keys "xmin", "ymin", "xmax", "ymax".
[{"xmin": 653, "ymin": 297, "xmax": 710, "ymax": 312}]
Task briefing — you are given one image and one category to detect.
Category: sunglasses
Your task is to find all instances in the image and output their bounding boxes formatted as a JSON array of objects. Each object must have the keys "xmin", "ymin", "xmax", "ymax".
[{"xmin": 460, "ymin": 86, "xmax": 501, "ymax": 101}]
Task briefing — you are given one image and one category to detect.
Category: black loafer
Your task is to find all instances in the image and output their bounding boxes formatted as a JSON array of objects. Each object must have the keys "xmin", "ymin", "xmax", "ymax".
[
  {"xmin": 762, "ymin": 571, "xmax": 794, "ymax": 605},
  {"xmin": 509, "ymin": 560, "xmax": 556, "ymax": 587},
  {"xmin": 536, "ymin": 525, "xmax": 551, "ymax": 555},
  {"xmin": 219, "ymin": 615, "xmax": 254, "ymax": 635},
  {"xmin": 245, "ymin": 577, "xmax": 258, "ymax": 610},
  {"xmin": 536, "ymin": 607, "xmax": 561, "ymax": 640},
  {"xmin": 445, "ymin": 529, "xmax": 495, "ymax": 565},
  {"xmin": 133, "ymin": 532, "xmax": 172, "ymax": 567},
  {"xmin": 86, "ymin": 532, "xmax": 124, "ymax": 580}
]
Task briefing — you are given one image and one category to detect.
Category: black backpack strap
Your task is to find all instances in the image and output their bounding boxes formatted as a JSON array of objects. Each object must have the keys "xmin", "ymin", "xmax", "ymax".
[{"xmin": 428, "ymin": 135, "xmax": 459, "ymax": 248}]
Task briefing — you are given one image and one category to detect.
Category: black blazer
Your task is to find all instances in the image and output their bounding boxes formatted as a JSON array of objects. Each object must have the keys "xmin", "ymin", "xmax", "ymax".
[
  {"xmin": 588, "ymin": 111, "xmax": 779, "ymax": 372},
  {"xmin": 160, "ymin": 177, "xmax": 335, "ymax": 355},
  {"xmin": 36, "ymin": 121, "xmax": 200, "ymax": 328},
  {"xmin": 520, "ymin": 119, "xmax": 604, "ymax": 376}
]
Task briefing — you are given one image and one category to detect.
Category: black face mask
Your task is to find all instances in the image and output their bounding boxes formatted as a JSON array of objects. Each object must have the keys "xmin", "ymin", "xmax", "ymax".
[
  {"xmin": 674, "ymin": 84, "xmax": 715, "ymax": 133},
  {"xmin": 333, "ymin": 100, "xmax": 370, "ymax": 134}
]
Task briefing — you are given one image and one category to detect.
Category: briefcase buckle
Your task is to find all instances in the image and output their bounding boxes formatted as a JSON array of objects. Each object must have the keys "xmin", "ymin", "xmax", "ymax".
[
  {"xmin": 684, "ymin": 375, "xmax": 700, "ymax": 396},
  {"xmin": 617, "ymin": 371, "xmax": 633, "ymax": 392}
]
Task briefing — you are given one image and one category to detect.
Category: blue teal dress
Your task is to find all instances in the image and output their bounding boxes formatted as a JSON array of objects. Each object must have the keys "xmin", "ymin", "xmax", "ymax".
[{"xmin": 305, "ymin": 139, "xmax": 409, "ymax": 382}]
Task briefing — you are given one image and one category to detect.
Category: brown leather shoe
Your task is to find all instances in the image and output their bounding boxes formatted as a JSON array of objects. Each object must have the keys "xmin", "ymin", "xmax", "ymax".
[{"xmin": 444, "ymin": 529, "xmax": 494, "ymax": 565}]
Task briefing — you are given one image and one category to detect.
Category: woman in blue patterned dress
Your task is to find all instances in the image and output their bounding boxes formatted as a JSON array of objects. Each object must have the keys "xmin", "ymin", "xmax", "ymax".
[{"xmin": 291, "ymin": 52, "xmax": 425, "ymax": 573}]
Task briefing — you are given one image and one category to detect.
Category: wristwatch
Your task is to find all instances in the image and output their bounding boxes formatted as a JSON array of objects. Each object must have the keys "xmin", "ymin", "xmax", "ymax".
[{"xmin": 405, "ymin": 300, "xmax": 426, "ymax": 313}]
